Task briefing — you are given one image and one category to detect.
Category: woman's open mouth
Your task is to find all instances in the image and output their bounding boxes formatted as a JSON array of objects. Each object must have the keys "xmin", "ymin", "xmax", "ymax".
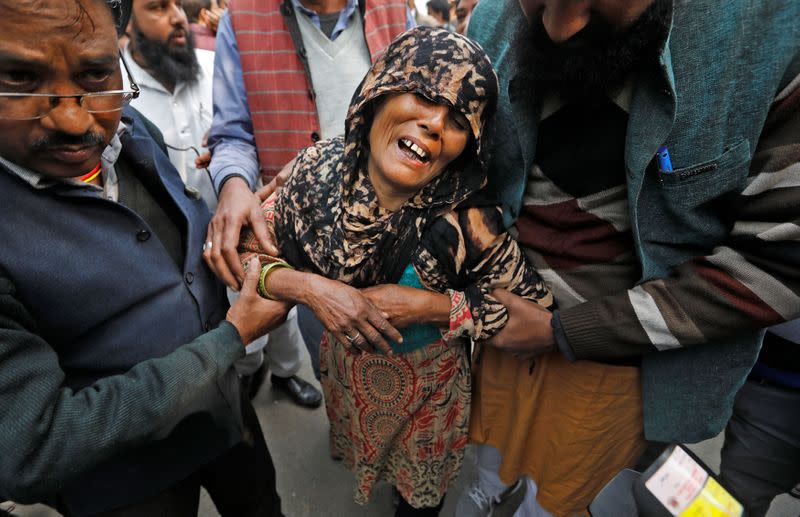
[{"xmin": 398, "ymin": 137, "xmax": 430, "ymax": 164}]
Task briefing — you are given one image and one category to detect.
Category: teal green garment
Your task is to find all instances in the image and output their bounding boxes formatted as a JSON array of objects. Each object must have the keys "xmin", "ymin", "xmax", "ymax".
[
  {"xmin": 390, "ymin": 263, "xmax": 443, "ymax": 354},
  {"xmin": 468, "ymin": 0, "xmax": 800, "ymax": 443}
]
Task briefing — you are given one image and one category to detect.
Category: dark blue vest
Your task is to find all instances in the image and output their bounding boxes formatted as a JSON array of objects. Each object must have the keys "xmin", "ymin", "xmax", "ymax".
[{"xmin": 0, "ymin": 109, "xmax": 238, "ymax": 514}]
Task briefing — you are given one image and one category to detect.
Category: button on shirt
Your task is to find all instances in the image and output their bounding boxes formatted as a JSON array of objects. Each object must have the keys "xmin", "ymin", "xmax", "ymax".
[{"xmin": 123, "ymin": 45, "xmax": 218, "ymax": 211}]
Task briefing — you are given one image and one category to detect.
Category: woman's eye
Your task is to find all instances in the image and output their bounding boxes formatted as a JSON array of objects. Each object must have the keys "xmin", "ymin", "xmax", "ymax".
[{"xmin": 450, "ymin": 112, "xmax": 469, "ymax": 131}]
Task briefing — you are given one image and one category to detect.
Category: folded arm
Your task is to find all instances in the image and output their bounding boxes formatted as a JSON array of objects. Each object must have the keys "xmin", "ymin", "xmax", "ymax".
[{"xmin": 420, "ymin": 206, "xmax": 555, "ymax": 343}]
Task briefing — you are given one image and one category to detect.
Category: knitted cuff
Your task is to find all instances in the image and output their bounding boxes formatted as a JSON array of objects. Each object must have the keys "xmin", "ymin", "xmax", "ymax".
[{"xmin": 551, "ymin": 310, "xmax": 577, "ymax": 362}]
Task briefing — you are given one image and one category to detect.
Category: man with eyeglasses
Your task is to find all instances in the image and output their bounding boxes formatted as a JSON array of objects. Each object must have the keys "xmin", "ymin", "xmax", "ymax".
[
  {"xmin": 123, "ymin": 0, "xmax": 218, "ymax": 210},
  {"xmin": 0, "ymin": 1, "xmax": 287, "ymax": 515}
]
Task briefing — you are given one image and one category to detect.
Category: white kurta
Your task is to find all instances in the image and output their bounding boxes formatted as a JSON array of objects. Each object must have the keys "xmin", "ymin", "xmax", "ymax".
[{"xmin": 123, "ymin": 46, "xmax": 217, "ymax": 211}]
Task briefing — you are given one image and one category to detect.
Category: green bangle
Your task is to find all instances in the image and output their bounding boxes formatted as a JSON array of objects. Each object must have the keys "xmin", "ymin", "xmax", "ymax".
[{"xmin": 257, "ymin": 261, "xmax": 293, "ymax": 300}]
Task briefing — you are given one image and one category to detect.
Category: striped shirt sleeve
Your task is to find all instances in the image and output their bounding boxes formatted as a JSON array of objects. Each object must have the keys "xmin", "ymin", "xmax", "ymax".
[{"xmin": 559, "ymin": 75, "xmax": 800, "ymax": 360}]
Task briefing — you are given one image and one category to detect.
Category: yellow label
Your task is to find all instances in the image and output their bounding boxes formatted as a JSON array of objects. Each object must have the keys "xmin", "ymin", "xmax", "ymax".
[{"xmin": 679, "ymin": 477, "xmax": 743, "ymax": 517}]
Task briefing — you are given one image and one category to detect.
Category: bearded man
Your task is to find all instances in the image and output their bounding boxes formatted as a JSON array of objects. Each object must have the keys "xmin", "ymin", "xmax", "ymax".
[
  {"xmin": 124, "ymin": 0, "xmax": 217, "ymax": 210},
  {"xmin": 456, "ymin": 0, "xmax": 800, "ymax": 515}
]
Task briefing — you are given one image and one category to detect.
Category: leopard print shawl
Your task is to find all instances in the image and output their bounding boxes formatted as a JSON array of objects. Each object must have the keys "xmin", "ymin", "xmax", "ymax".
[{"xmin": 274, "ymin": 26, "xmax": 498, "ymax": 287}]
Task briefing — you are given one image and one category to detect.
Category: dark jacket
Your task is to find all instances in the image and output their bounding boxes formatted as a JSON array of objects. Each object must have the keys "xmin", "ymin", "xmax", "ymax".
[
  {"xmin": 0, "ymin": 108, "xmax": 245, "ymax": 515},
  {"xmin": 469, "ymin": 0, "xmax": 800, "ymax": 442}
]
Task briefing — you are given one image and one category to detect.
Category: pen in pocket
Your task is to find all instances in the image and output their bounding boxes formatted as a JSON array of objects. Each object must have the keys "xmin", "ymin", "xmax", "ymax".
[{"xmin": 657, "ymin": 146, "xmax": 673, "ymax": 173}]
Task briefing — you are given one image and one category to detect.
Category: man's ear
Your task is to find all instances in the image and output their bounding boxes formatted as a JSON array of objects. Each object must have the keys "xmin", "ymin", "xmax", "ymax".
[{"xmin": 198, "ymin": 8, "xmax": 209, "ymax": 26}]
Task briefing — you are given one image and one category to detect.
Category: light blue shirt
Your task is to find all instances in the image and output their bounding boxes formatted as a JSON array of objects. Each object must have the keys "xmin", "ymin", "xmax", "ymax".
[
  {"xmin": 207, "ymin": 5, "xmax": 414, "ymax": 193},
  {"xmin": 294, "ymin": 0, "xmax": 360, "ymax": 40}
]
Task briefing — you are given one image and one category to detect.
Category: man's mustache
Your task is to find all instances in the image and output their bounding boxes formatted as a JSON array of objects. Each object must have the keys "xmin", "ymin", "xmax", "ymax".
[
  {"xmin": 168, "ymin": 27, "xmax": 188, "ymax": 40},
  {"xmin": 31, "ymin": 132, "xmax": 106, "ymax": 152}
]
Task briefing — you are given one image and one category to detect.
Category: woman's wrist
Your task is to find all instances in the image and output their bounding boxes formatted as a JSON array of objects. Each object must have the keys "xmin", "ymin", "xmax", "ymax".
[
  {"xmin": 260, "ymin": 267, "xmax": 309, "ymax": 304},
  {"xmin": 420, "ymin": 290, "xmax": 451, "ymax": 327},
  {"xmin": 274, "ymin": 269, "xmax": 332, "ymax": 308},
  {"xmin": 257, "ymin": 261, "xmax": 293, "ymax": 299}
]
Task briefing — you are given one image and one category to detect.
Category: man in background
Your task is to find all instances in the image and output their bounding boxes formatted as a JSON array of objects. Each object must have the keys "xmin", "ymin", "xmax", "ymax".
[
  {"xmin": 454, "ymin": 0, "xmax": 476, "ymax": 34},
  {"xmin": 185, "ymin": 0, "xmax": 225, "ymax": 51},
  {"xmin": 426, "ymin": 0, "xmax": 454, "ymax": 30},
  {"xmin": 124, "ymin": 0, "xmax": 217, "ymax": 209}
]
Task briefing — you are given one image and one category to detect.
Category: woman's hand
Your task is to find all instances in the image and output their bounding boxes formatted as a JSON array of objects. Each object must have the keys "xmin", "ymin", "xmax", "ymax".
[
  {"xmin": 226, "ymin": 259, "xmax": 292, "ymax": 345},
  {"xmin": 361, "ymin": 284, "xmax": 450, "ymax": 329},
  {"xmin": 303, "ymin": 277, "xmax": 404, "ymax": 355}
]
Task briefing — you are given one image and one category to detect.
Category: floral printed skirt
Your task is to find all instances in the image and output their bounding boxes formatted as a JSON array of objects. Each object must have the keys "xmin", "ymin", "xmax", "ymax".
[{"xmin": 320, "ymin": 333, "xmax": 471, "ymax": 509}]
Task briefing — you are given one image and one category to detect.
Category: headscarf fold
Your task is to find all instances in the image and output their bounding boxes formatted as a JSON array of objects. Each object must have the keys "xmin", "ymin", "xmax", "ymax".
[{"xmin": 275, "ymin": 26, "xmax": 498, "ymax": 287}]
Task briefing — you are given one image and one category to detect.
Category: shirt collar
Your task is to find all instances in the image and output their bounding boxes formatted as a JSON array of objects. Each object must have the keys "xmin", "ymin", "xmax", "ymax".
[
  {"xmin": 291, "ymin": 0, "xmax": 359, "ymax": 17},
  {"xmin": 291, "ymin": 0, "xmax": 360, "ymax": 34}
]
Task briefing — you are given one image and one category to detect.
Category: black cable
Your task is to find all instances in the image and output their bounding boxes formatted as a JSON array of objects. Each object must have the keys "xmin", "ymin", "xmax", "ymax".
[{"xmin": 163, "ymin": 142, "xmax": 215, "ymax": 190}]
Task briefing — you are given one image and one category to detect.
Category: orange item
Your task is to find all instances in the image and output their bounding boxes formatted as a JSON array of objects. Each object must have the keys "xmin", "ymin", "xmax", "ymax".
[{"xmin": 469, "ymin": 349, "xmax": 647, "ymax": 517}]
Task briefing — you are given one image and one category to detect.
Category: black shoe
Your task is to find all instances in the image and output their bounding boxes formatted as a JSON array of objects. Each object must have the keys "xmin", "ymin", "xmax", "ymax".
[
  {"xmin": 241, "ymin": 363, "xmax": 269, "ymax": 400},
  {"xmin": 270, "ymin": 374, "xmax": 322, "ymax": 408},
  {"xmin": 492, "ymin": 477, "xmax": 528, "ymax": 517}
]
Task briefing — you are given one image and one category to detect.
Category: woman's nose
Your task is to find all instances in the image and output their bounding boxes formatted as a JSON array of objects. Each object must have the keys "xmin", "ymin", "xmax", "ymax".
[
  {"xmin": 541, "ymin": 0, "xmax": 591, "ymax": 43},
  {"xmin": 418, "ymin": 105, "xmax": 448, "ymax": 138}
]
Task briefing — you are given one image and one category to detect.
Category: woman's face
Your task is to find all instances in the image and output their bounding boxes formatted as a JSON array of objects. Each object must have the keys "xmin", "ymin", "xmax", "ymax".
[{"xmin": 367, "ymin": 93, "xmax": 471, "ymax": 204}]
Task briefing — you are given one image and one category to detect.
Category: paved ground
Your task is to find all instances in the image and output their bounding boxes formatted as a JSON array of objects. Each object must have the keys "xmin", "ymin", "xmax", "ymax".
[{"xmin": 7, "ymin": 353, "xmax": 800, "ymax": 516}]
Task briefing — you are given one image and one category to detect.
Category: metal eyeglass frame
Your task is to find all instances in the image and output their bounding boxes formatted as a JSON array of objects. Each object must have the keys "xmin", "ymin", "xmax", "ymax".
[{"xmin": 0, "ymin": 48, "xmax": 140, "ymax": 121}]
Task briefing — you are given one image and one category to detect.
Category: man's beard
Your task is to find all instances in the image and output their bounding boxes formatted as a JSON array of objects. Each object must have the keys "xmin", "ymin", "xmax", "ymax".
[
  {"xmin": 520, "ymin": 0, "xmax": 671, "ymax": 101},
  {"xmin": 132, "ymin": 23, "xmax": 200, "ymax": 86}
]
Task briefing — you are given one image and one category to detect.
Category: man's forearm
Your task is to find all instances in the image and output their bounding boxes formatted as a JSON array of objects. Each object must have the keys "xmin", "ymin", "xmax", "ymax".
[
  {"xmin": 0, "ymin": 309, "xmax": 244, "ymax": 502},
  {"xmin": 207, "ymin": 10, "xmax": 260, "ymax": 194},
  {"xmin": 210, "ymin": 142, "xmax": 260, "ymax": 194}
]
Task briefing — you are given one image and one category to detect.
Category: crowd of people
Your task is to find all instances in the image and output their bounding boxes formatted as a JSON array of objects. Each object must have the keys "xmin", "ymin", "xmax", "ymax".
[{"xmin": 0, "ymin": 0, "xmax": 798, "ymax": 517}]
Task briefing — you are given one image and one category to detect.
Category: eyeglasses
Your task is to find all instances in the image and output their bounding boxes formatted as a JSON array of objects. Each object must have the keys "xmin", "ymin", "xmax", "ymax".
[{"xmin": 0, "ymin": 49, "xmax": 140, "ymax": 121}]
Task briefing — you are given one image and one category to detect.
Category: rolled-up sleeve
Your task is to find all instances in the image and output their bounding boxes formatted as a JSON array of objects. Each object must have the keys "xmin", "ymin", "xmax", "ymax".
[{"xmin": 207, "ymin": 12, "xmax": 260, "ymax": 193}]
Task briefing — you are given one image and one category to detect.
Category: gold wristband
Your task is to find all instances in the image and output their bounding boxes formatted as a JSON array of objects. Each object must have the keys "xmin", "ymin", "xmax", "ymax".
[{"xmin": 257, "ymin": 261, "xmax": 293, "ymax": 300}]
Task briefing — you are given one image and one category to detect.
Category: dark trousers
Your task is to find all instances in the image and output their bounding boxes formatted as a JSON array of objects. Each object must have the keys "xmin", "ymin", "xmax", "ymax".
[
  {"xmin": 84, "ymin": 397, "xmax": 282, "ymax": 517},
  {"xmin": 297, "ymin": 304, "xmax": 323, "ymax": 380},
  {"xmin": 395, "ymin": 495, "xmax": 444, "ymax": 517},
  {"xmin": 719, "ymin": 380, "xmax": 800, "ymax": 517}
]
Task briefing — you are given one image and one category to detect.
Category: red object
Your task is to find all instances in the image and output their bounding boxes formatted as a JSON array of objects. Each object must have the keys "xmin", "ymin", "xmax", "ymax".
[
  {"xmin": 190, "ymin": 23, "xmax": 217, "ymax": 51},
  {"xmin": 77, "ymin": 162, "xmax": 102, "ymax": 183},
  {"xmin": 228, "ymin": 0, "xmax": 407, "ymax": 182}
]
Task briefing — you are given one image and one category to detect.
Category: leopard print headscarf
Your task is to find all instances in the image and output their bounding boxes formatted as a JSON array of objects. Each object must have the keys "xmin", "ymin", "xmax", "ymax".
[{"xmin": 275, "ymin": 26, "xmax": 498, "ymax": 287}]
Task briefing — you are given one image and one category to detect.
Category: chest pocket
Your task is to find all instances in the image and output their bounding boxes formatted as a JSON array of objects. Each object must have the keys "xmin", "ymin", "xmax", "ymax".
[
  {"xmin": 657, "ymin": 139, "xmax": 751, "ymax": 208},
  {"xmin": 642, "ymin": 139, "xmax": 751, "ymax": 263}
]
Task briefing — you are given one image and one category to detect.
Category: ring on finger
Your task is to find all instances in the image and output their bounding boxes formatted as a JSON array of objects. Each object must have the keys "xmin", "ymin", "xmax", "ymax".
[
  {"xmin": 345, "ymin": 331, "xmax": 360, "ymax": 343},
  {"xmin": 203, "ymin": 241, "xmax": 213, "ymax": 251}
]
